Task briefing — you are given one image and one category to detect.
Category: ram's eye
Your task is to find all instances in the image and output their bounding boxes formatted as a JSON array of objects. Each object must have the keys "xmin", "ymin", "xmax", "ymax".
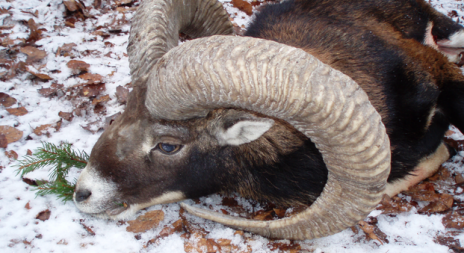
[{"xmin": 157, "ymin": 143, "xmax": 182, "ymax": 154}]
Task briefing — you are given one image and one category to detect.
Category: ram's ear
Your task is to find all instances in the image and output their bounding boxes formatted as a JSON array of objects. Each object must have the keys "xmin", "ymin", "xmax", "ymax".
[{"xmin": 213, "ymin": 111, "xmax": 274, "ymax": 146}]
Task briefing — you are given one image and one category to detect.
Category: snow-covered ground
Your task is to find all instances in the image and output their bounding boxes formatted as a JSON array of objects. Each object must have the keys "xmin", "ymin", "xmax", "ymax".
[{"xmin": 1, "ymin": 0, "xmax": 464, "ymax": 252}]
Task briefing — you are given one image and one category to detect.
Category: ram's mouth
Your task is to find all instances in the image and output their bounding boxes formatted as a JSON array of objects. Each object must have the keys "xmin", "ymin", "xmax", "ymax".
[
  {"xmin": 84, "ymin": 202, "xmax": 132, "ymax": 220},
  {"xmin": 105, "ymin": 202, "xmax": 130, "ymax": 216}
]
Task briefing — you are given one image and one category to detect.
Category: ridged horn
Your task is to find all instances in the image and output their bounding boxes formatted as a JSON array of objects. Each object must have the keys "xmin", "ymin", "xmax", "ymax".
[
  {"xmin": 144, "ymin": 35, "xmax": 391, "ymax": 240},
  {"xmin": 127, "ymin": 0, "xmax": 234, "ymax": 81}
]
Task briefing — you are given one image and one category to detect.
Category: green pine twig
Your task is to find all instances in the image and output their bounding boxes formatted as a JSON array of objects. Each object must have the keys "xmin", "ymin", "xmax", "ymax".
[{"xmin": 15, "ymin": 142, "xmax": 89, "ymax": 202}]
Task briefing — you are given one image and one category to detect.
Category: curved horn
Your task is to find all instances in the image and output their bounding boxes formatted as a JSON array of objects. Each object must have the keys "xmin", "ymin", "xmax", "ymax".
[
  {"xmin": 127, "ymin": 0, "xmax": 234, "ymax": 81},
  {"xmin": 144, "ymin": 35, "xmax": 391, "ymax": 240}
]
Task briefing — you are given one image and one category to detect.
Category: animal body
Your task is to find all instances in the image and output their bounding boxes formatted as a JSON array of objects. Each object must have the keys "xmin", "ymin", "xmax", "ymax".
[
  {"xmin": 245, "ymin": 0, "xmax": 464, "ymax": 195},
  {"xmin": 73, "ymin": 0, "xmax": 464, "ymax": 240}
]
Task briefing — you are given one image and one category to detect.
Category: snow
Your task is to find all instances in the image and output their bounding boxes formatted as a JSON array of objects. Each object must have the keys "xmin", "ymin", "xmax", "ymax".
[{"xmin": 0, "ymin": 0, "xmax": 464, "ymax": 252}]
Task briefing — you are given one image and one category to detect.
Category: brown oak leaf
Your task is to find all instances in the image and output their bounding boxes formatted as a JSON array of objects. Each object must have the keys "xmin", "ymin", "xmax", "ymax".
[
  {"xmin": 26, "ymin": 19, "xmax": 42, "ymax": 44},
  {"xmin": 419, "ymin": 194, "xmax": 454, "ymax": 214},
  {"xmin": 6, "ymin": 107, "xmax": 28, "ymax": 116},
  {"xmin": 26, "ymin": 66, "xmax": 52, "ymax": 80},
  {"xmin": 92, "ymin": 94, "xmax": 110, "ymax": 105},
  {"xmin": 0, "ymin": 125, "xmax": 23, "ymax": 143},
  {"xmin": 20, "ymin": 46, "xmax": 47, "ymax": 63},
  {"xmin": 81, "ymin": 83, "xmax": 105, "ymax": 97},
  {"xmin": 253, "ymin": 210, "xmax": 274, "ymax": 221},
  {"xmin": 358, "ymin": 220, "xmax": 388, "ymax": 245},
  {"xmin": 5, "ymin": 150, "xmax": 18, "ymax": 160},
  {"xmin": 33, "ymin": 120, "xmax": 61, "ymax": 137},
  {"xmin": 0, "ymin": 134, "xmax": 7, "ymax": 148},
  {"xmin": 0, "ymin": 92, "xmax": 17, "ymax": 107},
  {"xmin": 126, "ymin": 210, "xmax": 165, "ymax": 233},
  {"xmin": 36, "ymin": 209, "xmax": 51, "ymax": 221},
  {"xmin": 443, "ymin": 212, "xmax": 464, "ymax": 229},
  {"xmin": 232, "ymin": 0, "xmax": 253, "ymax": 15},
  {"xmin": 79, "ymin": 73, "xmax": 103, "ymax": 84},
  {"xmin": 67, "ymin": 60, "xmax": 89, "ymax": 74},
  {"xmin": 377, "ymin": 194, "xmax": 413, "ymax": 214},
  {"xmin": 56, "ymin": 43, "xmax": 77, "ymax": 57},
  {"xmin": 58, "ymin": 111, "xmax": 74, "ymax": 121},
  {"xmin": 63, "ymin": 0, "xmax": 79, "ymax": 12}
]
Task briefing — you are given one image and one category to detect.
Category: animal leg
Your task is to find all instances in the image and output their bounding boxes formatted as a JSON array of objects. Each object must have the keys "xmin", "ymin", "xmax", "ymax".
[{"xmin": 385, "ymin": 142, "xmax": 451, "ymax": 197}]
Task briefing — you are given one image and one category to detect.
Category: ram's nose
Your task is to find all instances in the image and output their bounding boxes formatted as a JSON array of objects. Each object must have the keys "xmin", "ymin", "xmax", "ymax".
[{"xmin": 74, "ymin": 189, "xmax": 92, "ymax": 202}]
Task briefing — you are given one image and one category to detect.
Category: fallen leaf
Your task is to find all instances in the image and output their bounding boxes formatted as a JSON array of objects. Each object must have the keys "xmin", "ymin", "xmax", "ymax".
[
  {"xmin": 25, "ymin": 201, "xmax": 31, "ymax": 210},
  {"xmin": 232, "ymin": 0, "xmax": 253, "ymax": 15},
  {"xmin": 377, "ymin": 194, "xmax": 413, "ymax": 214},
  {"xmin": 73, "ymin": 101, "xmax": 90, "ymax": 117},
  {"xmin": 79, "ymin": 73, "xmax": 103, "ymax": 84},
  {"xmin": 126, "ymin": 210, "xmax": 165, "ymax": 233},
  {"xmin": 58, "ymin": 111, "xmax": 74, "ymax": 121},
  {"xmin": 93, "ymin": 103, "xmax": 106, "ymax": 114},
  {"xmin": 75, "ymin": 0, "xmax": 94, "ymax": 18},
  {"xmin": 81, "ymin": 83, "xmax": 105, "ymax": 97},
  {"xmin": 158, "ymin": 226, "xmax": 174, "ymax": 238},
  {"xmin": 273, "ymin": 208, "xmax": 286, "ymax": 218},
  {"xmin": 0, "ymin": 92, "xmax": 17, "ymax": 107},
  {"xmin": 56, "ymin": 43, "xmax": 77, "ymax": 57},
  {"xmin": 80, "ymin": 220, "xmax": 96, "ymax": 236},
  {"xmin": 428, "ymin": 166, "xmax": 452, "ymax": 182},
  {"xmin": 403, "ymin": 182, "xmax": 438, "ymax": 202},
  {"xmin": 63, "ymin": 0, "xmax": 79, "ymax": 12},
  {"xmin": 91, "ymin": 30, "xmax": 111, "ymax": 38},
  {"xmin": 36, "ymin": 209, "xmax": 51, "ymax": 221},
  {"xmin": 456, "ymin": 173, "xmax": 464, "ymax": 185},
  {"xmin": 33, "ymin": 120, "xmax": 61, "ymax": 136},
  {"xmin": 171, "ymin": 219, "xmax": 184, "ymax": 233},
  {"xmin": 268, "ymin": 241, "xmax": 301, "ymax": 252},
  {"xmin": 0, "ymin": 125, "xmax": 23, "ymax": 143},
  {"xmin": 443, "ymin": 212, "xmax": 464, "ymax": 229},
  {"xmin": 33, "ymin": 124, "xmax": 53, "ymax": 136},
  {"xmin": 216, "ymin": 239, "xmax": 231, "ymax": 246},
  {"xmin": 115, "ymin": 85, "xmax": 129, "ymax": 104},
  {"xmin": 435, "ymin": 235, "xmax": 464, "ymax": 252},
  {"xmin": 0, "ymin": 134, "xmax": 7, "ymax": 148},
  {"xmin": 26, "ymin": 66, "xmax": 52, "ymax": 80},
  {"xmin": 253, "ymin": 210, "xmax": 274, "ymax": 221},
  {"xmin": 22, "ymin": 177, "xmax": 39, "ymax": 186},
  {"xmin": 221, "ymin": 197, "xmax": 238, "ymax": 207},
  {"xmin": 92, "ymin": 94, "xmax": 110, "ymax": 105},
  {"xmin": 184, "ymin": 233, "xmax": 218, "ymax": 253},
  {"xmin": 67, "ymin": 60, "xmax": 89, "ymax": 74},
  {"xmin": 5, "ymin": 150, "xmax": 18, "ymax": 160},
  {"xmin": 6, "ymin": 107, "xmax": 28, "ymax": 116},
  {"xmin": 57, "ymin": 239, "xmax": 68, "ymax": 245},
  {"xmin": 115, "ymin": 0, "xmax": 133, "ymax": 5},
  {"xmin": 419, "ymin": 194, "xmax": 454, "ymax": 213},
  {"xmin": 234, "ymin": 230, "xmax": 244, "ymax": 236},
  {"xmin": 38, "ymin": 87, "xmax": 58, "ymax": 97},
  {"xmin": 358, "ymin": 220, "xmax": 388, "ymax": 245},
  {"xmin": 26, "ymin": 19, "xmax": 42, "ymax": 44},
  {"xmin": 20, "ymin": 46, "xmax": 47, "ymax": 63}
]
